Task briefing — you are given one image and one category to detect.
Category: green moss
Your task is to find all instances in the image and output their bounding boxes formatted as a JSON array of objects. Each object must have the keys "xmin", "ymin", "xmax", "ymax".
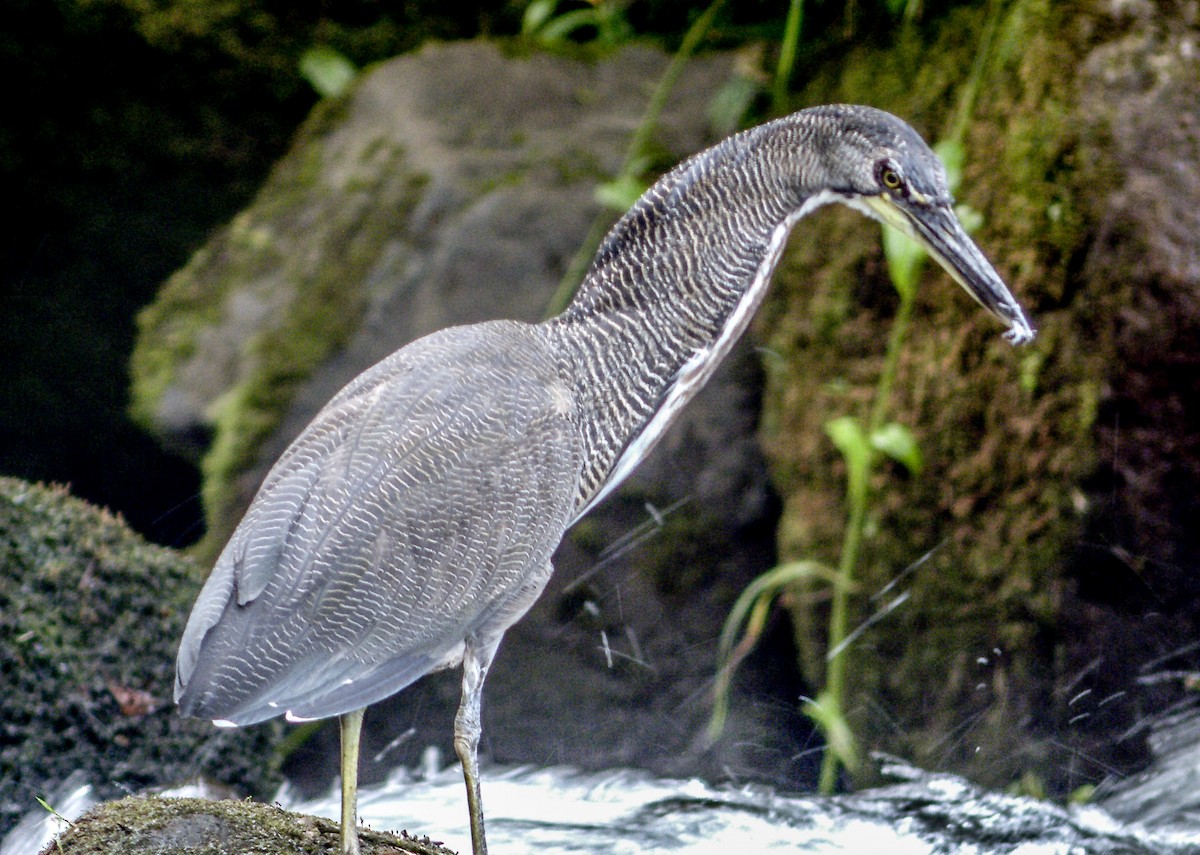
[
  {"xmin": 198, "ymin": 149, "xmax": 430, "ymax": 552},
  {"xmin": 49, "ymin": 795, "xmax": 453, "ymax": 855},
  {"xmin": 131, "ymin": 83, "xmax": 431, "ymax": 557},
  {"xmin": 756, "ymin": 0, "xmax": 1119, "ymax": 791},
  {"xmin": 128, "ymin": 235, "xmax": 236, "ymax": 438},
  {"xmin": 0, "ymin": 479, "xmax": 281, "ymax": 836}
]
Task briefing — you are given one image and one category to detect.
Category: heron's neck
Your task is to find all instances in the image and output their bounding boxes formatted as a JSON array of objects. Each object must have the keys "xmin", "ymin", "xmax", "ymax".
[{"xmin": 545, "ymin": 122, "xmax": 838, "ymax": 517}]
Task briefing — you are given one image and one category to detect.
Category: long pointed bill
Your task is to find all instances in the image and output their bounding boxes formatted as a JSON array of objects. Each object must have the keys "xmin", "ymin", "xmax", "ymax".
[{"xmin": 862, "ymin": 196, "xmax": 1035, "ymax": 345}]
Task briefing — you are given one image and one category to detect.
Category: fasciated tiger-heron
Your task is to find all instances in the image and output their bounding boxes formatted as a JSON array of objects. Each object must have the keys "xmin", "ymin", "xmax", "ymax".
[{"xmin": 176, "ymin": 104, "xmax": 1035, "ymax": 855}]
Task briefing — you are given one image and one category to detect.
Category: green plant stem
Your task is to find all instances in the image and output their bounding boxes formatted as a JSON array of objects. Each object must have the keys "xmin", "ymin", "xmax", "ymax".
[
  {"xmin": 870, "ymin": 281, "xmax": 916, "ymax": 435},
  {"xmin": 947, "ymin": 0, "xmax": 1002, "ymax": 146},
  {"xmin": 817, "ymin": 459, "xmax": 868, "ymax": 791},
  {"xmin": 623, "ymin": 0, "xmax": 725, "ymax": 174},
  {"xmin": 544, "ymin": 0, "xmax": 727, "ymax": 317},
  {"xmin": 772, "ymin": 0, "xmax": 804, "ymax": 115},
  {"xmin": 817, "ymin": 284, "xmax": 916, "ymax": 793}
]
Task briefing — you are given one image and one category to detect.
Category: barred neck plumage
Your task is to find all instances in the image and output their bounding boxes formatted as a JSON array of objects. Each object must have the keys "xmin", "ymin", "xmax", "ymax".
[{"xmin": 543, "ymin": 112, "xmax": 848, "ymax": 519}]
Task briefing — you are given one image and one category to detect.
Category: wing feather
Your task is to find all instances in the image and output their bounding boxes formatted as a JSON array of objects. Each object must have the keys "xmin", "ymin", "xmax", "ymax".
[{"xmin": 176, "ymin": 320, "xmax": 581, "ymax": 724}]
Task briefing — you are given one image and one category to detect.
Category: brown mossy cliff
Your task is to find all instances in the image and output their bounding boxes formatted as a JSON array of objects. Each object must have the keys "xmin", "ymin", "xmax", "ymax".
[{"xmin": 755, "ymin": 0, "xmax": 1158, "ymax": 791}]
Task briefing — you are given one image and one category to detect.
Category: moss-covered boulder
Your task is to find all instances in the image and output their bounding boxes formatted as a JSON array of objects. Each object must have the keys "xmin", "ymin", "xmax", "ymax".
[
  {"xmin": 756, "ymin": 0, "xmax": 1200, "ymax": 791},
  {"xmin": 42, "ymin": 796, "xmax": 451, "ymax": 855},
  {"xmin": 0, "ymin": 478, "xmax": 281, "ymax": 836},
  {"xmin": 129, "ymin": 40, "xmax": 741, "ymax": 559}
]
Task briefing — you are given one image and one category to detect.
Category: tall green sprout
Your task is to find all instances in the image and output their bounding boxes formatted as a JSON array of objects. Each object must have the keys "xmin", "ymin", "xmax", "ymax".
[
  {"xmin": 710, "ymin": 141, "xmax": 969, "ymax": 792},
  {"xmin": 543, "ymin": 0, "xmax": 728, "ymax": 316},
  {"xmin": 710, "ymin": 0, "xmax": 1002, "ymax": 793},
  {"xmin": 772, "ymin": 0, "xmax": 804, "ymax": 115}
]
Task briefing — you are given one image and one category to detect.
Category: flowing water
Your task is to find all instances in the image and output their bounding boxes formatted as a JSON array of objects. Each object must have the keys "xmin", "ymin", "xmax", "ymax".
[{"xmin": 8, "ymin": 752, "xmax": 1197, "ymax": 855}]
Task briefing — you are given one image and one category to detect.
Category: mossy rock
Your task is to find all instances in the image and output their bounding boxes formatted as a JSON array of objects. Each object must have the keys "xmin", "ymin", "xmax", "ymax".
[
  {"xmin": 757, "ymin": 0, "xmax": 1197, "ymax": 793},
  {"xmin": 43, "ymin": 795, "xmax": 452, "ymax": 855},
  {"xmin": 0, "ymin": 478, "xmax": 281, "ymax": 836}
]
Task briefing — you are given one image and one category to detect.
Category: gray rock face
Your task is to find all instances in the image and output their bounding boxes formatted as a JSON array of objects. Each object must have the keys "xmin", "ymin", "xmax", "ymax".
[
  {"xmin": 1077, "ymin": 3, "xmax": 1200, "ymax": 568},
  {"xmin": 134, "ymin": 41, "xmax": 804, "ymax": 792}
]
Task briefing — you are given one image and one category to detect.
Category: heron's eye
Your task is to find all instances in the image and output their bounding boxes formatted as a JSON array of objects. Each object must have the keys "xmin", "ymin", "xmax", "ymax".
[{"xmin": 880, "ymin": 166, "xmax": 903, "ymax": 191}]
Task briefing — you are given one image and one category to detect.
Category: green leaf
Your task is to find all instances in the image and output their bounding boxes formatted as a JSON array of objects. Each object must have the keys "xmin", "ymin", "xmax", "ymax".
[
  {"xmin": 882, "ymin": 222, "xmax": 925, "ymax": 301},
  {"xmin": 1068, "ymin": 783, "xmax": 1097, "ymax": 805},
  {"xmin": 803, "ymin": 691, "xmax": 859, "ymax": 770},
  {"xmin": 934, "ymin": 139, "xmax": 966, "ymax": 194},
  {"xmin": 1010, "ymin": 770, "xmax": 1048, "ymax": 800},
  {"xmin": 716, "ymin": 560, "xmax": 840, "ymax": 658},
  {"xmin": 709, "ymin": 558, "xmax": 838, "ymax": 741},
  {"xmin": 536, "ymin": 7, "xmax": 600, "ymax": 43},
  {"xmin": 592, "ymin": 3, "xmax": 632, "ymax": 45},
  {"xmin": 826, "ymin": 414, "xmax": 873, "ymax": 505},
  {"xmin": 594, "ymin": 174, "xmax": 647, "ymax": 211},
  {"xmin": 825, "ymin": 415, "xmax": 869, "ymax": 470},
  {"xmin": 299, "ymin": 46, "xmax": 357, "ymax": 99},
  {"xmin": 522, "ymin": 0, "xmax": 558, "ymax": 35},
  {"xmin": 870, "ymin": 422, "xmax": 923, "ymax": 475}
]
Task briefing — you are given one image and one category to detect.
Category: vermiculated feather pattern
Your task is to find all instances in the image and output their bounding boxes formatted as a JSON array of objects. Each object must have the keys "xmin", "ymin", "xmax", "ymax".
[{"xmin": 176, "ymin": 104, "xmax": 1031, "ymax": 734}]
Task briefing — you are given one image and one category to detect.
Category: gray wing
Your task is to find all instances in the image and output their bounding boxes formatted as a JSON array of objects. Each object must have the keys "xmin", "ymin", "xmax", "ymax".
[{"xmin": 175, "ymin": 320, "xmax": 581, "ymax": 725}]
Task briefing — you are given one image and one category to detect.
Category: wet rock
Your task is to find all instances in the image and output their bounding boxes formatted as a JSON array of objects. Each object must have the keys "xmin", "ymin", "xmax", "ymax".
[
  {"xmin": 1099, "ymin": 707, "xmax": 1200, "ymax": 831},
  {"xmin": 43, "ymin": 795, "xmax": 452, "ymax": 855}
]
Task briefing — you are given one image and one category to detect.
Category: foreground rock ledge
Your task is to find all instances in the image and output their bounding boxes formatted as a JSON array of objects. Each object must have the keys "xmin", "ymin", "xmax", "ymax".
[{"xmin": 43, "ymin": 796, "xmax": 454, "ymax": 855}]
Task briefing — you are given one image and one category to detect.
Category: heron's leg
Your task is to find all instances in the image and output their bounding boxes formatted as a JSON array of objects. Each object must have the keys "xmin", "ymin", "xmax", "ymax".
[
  {"xmin": 339, "ymin": 708, "xmax": 366, "ymax": 855},
  {"xmin": 455, "ymin": 638, "xmax": 499, "ymax": 855}
]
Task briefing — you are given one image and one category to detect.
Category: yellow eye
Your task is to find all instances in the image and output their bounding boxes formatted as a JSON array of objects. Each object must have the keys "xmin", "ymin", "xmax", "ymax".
[{"xmin": 881, "ymin": 168, "xmax": 902, "ymax": 190}]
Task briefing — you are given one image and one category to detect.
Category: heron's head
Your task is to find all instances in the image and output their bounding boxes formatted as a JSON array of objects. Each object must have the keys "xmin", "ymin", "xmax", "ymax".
[{"xmin": 805, "ymin": 105, "xmax": 1035, "ymax": 344}]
